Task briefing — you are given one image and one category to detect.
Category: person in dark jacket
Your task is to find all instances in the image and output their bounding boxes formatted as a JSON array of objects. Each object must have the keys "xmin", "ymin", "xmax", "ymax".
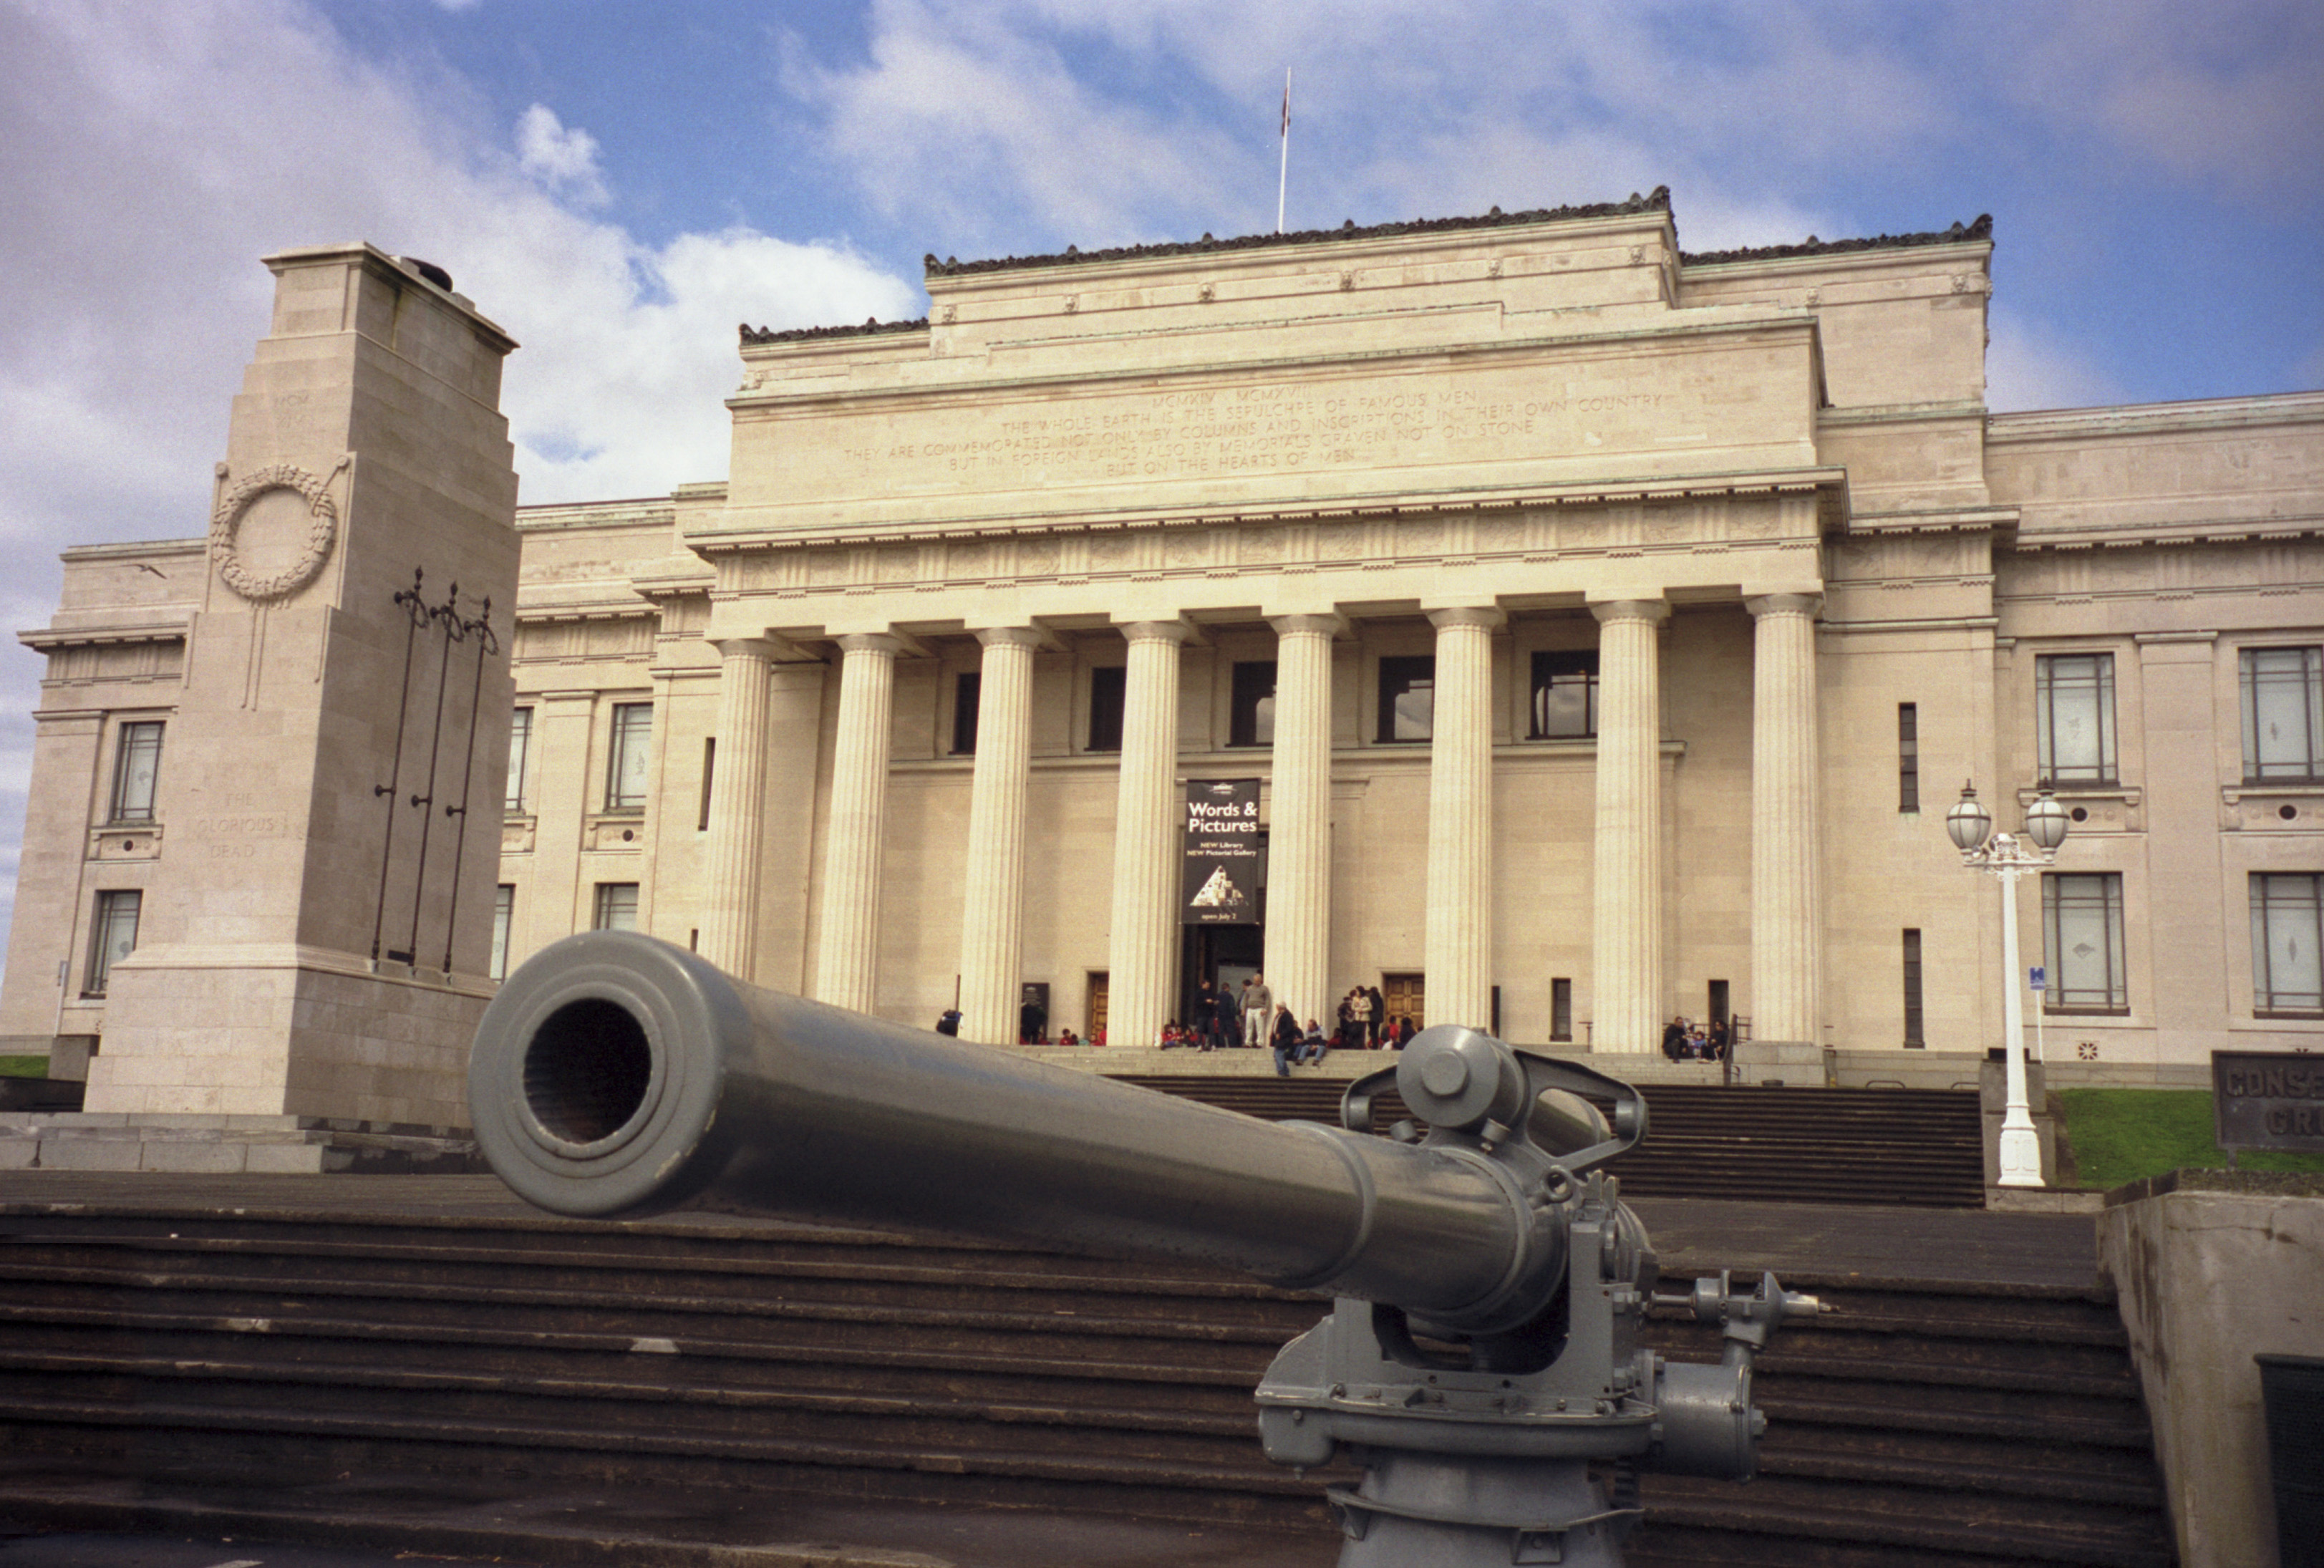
[
  {"xmin": 1270, "ymin": 1005, "xmax": 1302, "ymax": 1077},
  {"xmin": 1365, "ymin": 984, "xmax": 1387, "ymax": 1047}
]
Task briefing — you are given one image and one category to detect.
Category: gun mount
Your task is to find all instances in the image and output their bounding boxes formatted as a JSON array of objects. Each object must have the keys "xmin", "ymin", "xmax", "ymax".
[{"xmin": 469, "ymin": 931, "xmax": 1822, "ymax": 1567}]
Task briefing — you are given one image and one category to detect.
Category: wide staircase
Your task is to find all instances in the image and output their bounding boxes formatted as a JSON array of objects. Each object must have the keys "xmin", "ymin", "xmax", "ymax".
[
  {"xmin": 1110, "ymin": 1075, "xmax": 1991, "ymax": 1208},
  {"xmin": 0, "ymin": 1191, "xmax": 2172, "ymax": 1567}
]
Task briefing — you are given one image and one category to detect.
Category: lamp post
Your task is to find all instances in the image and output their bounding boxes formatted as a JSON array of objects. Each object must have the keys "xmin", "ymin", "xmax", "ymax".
[{"xmin": 1946, "ymin": 782, "xmax": 2071, "ymax": 1187}]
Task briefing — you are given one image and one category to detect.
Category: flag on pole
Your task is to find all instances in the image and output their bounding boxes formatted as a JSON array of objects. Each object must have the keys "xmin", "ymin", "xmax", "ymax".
[{"xmin": 1276, "ymin": 67, "xmax": 1291, "ymax": 233}]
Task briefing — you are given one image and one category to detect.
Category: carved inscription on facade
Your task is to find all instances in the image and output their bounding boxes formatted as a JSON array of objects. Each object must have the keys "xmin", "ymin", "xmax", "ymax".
[{"xmin": 833, "ymin": 376, "xmax": 1697, "ymax": 489}]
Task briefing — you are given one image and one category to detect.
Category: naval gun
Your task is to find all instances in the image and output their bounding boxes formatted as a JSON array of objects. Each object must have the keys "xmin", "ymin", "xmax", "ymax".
[{"xmin": 468, "ymin": 931, "xmax": 1822, "ymax": 1567}]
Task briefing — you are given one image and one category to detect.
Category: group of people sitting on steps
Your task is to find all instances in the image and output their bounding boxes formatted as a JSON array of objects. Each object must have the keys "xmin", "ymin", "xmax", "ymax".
[{"xmin": 1663, "ymin": 1015, "xmax": 1731, "ymax": 1061}]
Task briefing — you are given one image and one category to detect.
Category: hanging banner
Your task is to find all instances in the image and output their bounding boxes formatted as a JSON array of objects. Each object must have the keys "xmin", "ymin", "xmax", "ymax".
[{"xmin": 1182, "ymin": 778, "xmax": 1261, "ymax": 924}]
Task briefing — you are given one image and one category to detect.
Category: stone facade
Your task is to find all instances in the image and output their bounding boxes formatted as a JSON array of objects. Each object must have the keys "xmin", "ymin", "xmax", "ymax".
[{"xmin": 5, "ymin": 196, "xmax": 2322, "ymax": 1100}]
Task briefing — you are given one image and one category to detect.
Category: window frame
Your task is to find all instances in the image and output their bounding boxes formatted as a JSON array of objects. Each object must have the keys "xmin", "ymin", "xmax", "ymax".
[
  {"xmin": 2240, "ymin": 645, "xmax": 2324, "ymax": 784},
  {"xmin": 108, "ymin": 720, "xmax": 164, "ymax": 825},
  {"xmin": 604, "ymin": 702, "xmax": 652, "ymax": 812},
  {"xmin": 591, "ymin": 881, "xmax": 639, "ymax": 932},
  {"xmin": 1897, "ymin": 702, "xmax": 1919, "ymax": 814},
  {"xmin": 1902, "ymin": 928, "xmax": 1925, "ymax": 1046},
  {"xmin": 1228, "ymin": 660, "xmax": 1277, "ymax": 749},
  {"xmin": 504, "ymin": 707, "xmax": 534, "ymax": 814},
  {"xmin": 2251, "ymin": 872, "xmax": 2324, "ymax": 1017},
  {"xmin": 1086, "ymin": 664, "xmax": 1126, "ymax": 753},
  {"xmin": 952, "ymin": 670, "xmax": 981, "ymax": 756},
  {"xmin": 490, "ymin": 884, "xmax": 515, "ymax": 982},
  {"xmin": 1529, "ymin": 650, "xmax": 1599, "ymax": 740},
  {"xmin": 84, "ymin": 889, "xmax": 142, "ymax": 997},
  {"xmin": 1376, "ymin": 655, "xmax": 1436, "ymax": 744},
  {"xmin": 2042, "ymin": 871, "xmax": 2129, "ymax": 1014},
  {"xmin": 2034, "ymin": 652, "xmax": 2117, "ymax": 788}
]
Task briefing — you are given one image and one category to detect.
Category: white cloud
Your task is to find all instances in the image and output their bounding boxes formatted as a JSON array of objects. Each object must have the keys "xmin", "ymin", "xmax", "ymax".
[
  {"xmin": 0, "ymin": 0, "xmax": 917, "ymax": 956},
  {"xmin": 1985, "ymin": 309, "xmax": 2126, "ymax": 413},
  {"xmin": 515, "ymin": 104, "xmax": 609, "ymax": 206}
]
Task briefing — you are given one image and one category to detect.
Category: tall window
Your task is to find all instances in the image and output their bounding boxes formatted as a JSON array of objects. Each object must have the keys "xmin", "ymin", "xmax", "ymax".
[
  {"xmin": 697, "ymin": 738, "xmax": 715, "ymax": 832},
  {"xmin": 1229, "ymin": 661, "xmax": 1277, "ymax": 747},
  {"xmin": 1550, "ymin": 977, "xmax": 1573, "ymax": 1042},
  {"xmin": 108, "ymin": 721, "xmax": 163, "ymax": 824},
  {"xmin": 2252, "ymin": 873, "xmax": 2324, "ymax": 1015},
  {"xmin": 2043, "ymin": 873, "xmax": 2127, "ymax": 1011},
  {"xmin": 2035, "ymin": 654, "xmax": 2116, "ymax": 785},
  {"xmin": 1378, "ymin": 656, "xmax": 1435, "ymax": 742},
  {"xmin": 605, "ymin": 702, "xmax": 652, "ymax": 810},
  {"xmin": 490, "ymin": 885, "xmax": 515, "ymax": 981},
  {"xmin": 504, "ymin": 707, "xmax": 533, "ymax": 813},
  {"xmin": 1898, "ymin": 703, "xmax": 1919, "ymax": 813},
  {"xmin": 84, "ymin": 889, "xmax": 141, "ymax": 997},
  {"xmin": 1530, "ymin": 651, "xmax": 1599, "ymax": 739},
  {"xmin": 1902, "ymin": 929, "xmax": 1924, "ymax": 1046},
  {"xmin": 952, "ymin": 671, "xmax": 981, "ymax": 755},
  {"xmin": 1087, "ymin": 665, "xmax": 1126, "ymax": 752},
  {"xmin": 593, "ymin": 882, "xmax": 639, "ymax": 931},
  {"xmin": 2242, "ymin": 647, "xmax": 2324, "ymax": 783}
]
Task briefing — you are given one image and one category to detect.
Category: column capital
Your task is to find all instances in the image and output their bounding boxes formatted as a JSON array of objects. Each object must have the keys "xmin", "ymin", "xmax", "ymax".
[
  {"xmin": 1590, "ymin": 599, "xmax": 1670, "ymax": 628},
  {"xmin": 1746, "ymin": 592, "xmax": 1824, "ymax": 620},
  {"xmin": 1269, "ymin": 611, "xmax": 1349, "ymax": 640},
  {"xmin": 835, "ymin": 631, "xmax": 909, "ymax": 658},
  {"xmin": 711, "ymin": 636, "xmax": 785, "ymax": 663},
  {"xmin": 1115, "ymin": 618, "xmax": 1197, "ymax": 647},
  {"xmin": 1426, "ymin": 605, "xmax": 1508, "ymax": 633},
  {"xmin": 972, "ymin": 623, "xmax": 1057, "ymax": 652}
]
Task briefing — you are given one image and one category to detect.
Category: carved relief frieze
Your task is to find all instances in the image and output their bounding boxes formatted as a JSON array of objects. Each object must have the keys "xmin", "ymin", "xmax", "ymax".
[
  {"xmin": 1239, "ymin": 525, "xmax": 1284, "ymax": 564},
  {"xmin": 1315, "ymin": 521, "xmax": 1362, "ymax": 561}
]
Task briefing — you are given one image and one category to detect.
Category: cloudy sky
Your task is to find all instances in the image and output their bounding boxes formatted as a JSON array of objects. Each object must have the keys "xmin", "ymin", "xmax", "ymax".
[{"xmin": 0, "ymin": 0, "xmax": 2318, "ymax": 957}]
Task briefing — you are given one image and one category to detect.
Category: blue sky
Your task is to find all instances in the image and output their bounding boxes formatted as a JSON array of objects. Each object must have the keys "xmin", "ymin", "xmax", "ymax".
[{"xmin": 0, "ymin": 0, "xmax": 2318, "ymax": 957}]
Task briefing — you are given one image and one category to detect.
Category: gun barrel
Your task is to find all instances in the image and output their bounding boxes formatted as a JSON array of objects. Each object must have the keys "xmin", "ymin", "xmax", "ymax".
[{"xmin": 469, "ymin": 932, "xmax": 1549, "ymax": 1322}]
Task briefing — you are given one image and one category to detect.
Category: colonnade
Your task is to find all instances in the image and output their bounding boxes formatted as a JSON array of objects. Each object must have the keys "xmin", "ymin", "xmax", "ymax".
[{"xmin": 699, "ymin": 594, "xmax": 1824, "ymax": 1052}]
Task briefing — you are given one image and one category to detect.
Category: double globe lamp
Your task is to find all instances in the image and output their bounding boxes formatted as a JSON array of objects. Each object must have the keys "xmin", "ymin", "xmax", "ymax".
[{"xmin": 1945, "ymin": 782, "xmax": 2071, "ymax": 1187}]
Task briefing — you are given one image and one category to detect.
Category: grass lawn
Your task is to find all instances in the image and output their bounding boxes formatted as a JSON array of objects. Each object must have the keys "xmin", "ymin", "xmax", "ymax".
[
  {"xmin": 2058, "ymin": 1088, "xmax": 2324, "ymax": 1191},
  {"xmin": 0, "ymin": 1054, "xmax": 49, "ymax": 1079}
]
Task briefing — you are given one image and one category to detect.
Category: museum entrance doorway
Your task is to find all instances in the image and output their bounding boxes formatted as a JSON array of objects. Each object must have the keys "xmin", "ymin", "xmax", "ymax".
[{"xmin": 1181, "ymin": 924, "xmax": 1264, "ymax": 1044}]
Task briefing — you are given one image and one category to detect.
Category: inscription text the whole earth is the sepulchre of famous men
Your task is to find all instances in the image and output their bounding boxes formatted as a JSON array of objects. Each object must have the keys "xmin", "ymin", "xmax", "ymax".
[{"xmin": 838, "ymin": 378, "xmax": 1685, "ymax": 488}]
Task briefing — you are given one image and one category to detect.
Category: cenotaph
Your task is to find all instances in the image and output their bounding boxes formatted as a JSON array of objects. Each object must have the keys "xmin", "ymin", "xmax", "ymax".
[{"xmin": 79, "ymin": 244, "xmax": 520, "ymax": 1143}]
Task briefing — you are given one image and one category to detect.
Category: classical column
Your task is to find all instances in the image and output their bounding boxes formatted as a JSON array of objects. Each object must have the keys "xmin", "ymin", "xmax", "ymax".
[
  {"xmin": 957, "ymin": 626, "xmax": 1041, "ymax": 1045},
  {"xmin": 1591, "ymin": 599, "xmax": 1670, "ymax": 1052},
  {"xmin": 1748, "ymin": 594, "xmax": 1824, "ymax": 1047},
  {"xmin": 1264, "ymin": 614, "xmax": 1340, "ymax": 1030},
  {"xmin": 1106, "ymin": 621, "xmax": 1190, "ymax": 1049},
  {"xmin": 812, "ymin": 633, "xmax": 901, "ymax": 1013},
  {"xmin": 1425, "ymin": 606, "xmax": 1505, "ymax": 1031},
  {"xmin": 700, "ymin": 638, "xmax": 777, "ymax": 979}
]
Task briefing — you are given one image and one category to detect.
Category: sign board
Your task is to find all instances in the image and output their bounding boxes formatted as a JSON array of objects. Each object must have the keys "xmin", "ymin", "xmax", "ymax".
[
  {"xmin": 2212, "ymin": 1050, "xmax": 2324, "ymax": 1153},
  {"xmin": 1182, "ymin": 778, "xmax": 1262, "ymax": 924},
  {"xmin": 2028, "ymin": 967, "xmax": 2046, "ymax": 992}
]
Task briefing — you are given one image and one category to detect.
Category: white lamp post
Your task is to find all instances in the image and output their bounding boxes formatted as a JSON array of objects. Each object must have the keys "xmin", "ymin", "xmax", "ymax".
[{"xmin": 1946, "ymin": 782, "xmax": 2070, "ymax": 1187}]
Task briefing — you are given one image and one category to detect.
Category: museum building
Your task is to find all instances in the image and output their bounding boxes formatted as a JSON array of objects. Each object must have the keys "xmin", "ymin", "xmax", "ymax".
[{"xmin": 4, "ymin": 188, "xmax": 2321, "ymax": 1126}]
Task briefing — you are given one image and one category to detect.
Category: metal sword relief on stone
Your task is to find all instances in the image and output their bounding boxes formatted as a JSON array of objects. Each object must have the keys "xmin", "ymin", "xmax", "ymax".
[{"xmin": 369, "ymin": 566, "xmax": 503, "ymax": 973}]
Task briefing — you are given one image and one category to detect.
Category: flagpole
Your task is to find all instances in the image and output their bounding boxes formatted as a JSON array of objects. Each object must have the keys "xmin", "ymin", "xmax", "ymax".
[{"xmin": 1276, "ymin": 67, "xmax": 1290, "ymax": 233}]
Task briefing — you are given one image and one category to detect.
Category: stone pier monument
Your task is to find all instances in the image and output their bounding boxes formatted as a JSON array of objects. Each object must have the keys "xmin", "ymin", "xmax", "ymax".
[{"xmin": 77, "ymin": 245, "xmax": 519, "ymax": 1144}]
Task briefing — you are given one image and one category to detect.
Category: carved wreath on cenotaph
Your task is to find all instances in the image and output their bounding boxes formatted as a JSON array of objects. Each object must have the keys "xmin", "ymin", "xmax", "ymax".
[{"xmin": 209, "ymin": 463, "xmax": 339, "ymax": 601}]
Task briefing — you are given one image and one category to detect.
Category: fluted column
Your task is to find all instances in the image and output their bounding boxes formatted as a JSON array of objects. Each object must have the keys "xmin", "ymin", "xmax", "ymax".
[
  {"xmin": 1425, "ymin": 606, "xmax": 1505, "ymax": 1030},
  {"xmin": 1107, "ymin": 621, "xmax": 1190, "ymax": 1049},
  {"xmin": 701, "ymin": 638, "xmax": 777, "ymax": 979},
  {"xmin": 1264, "ymin": 615, "xmax": 1340, "ymax": 1029},
  {"xmin": 1748, "ymin": 594, "xmax": 1824, "ymax": 1046},
  {"xmin": 1591, "ymin": 599, "xmax": 1670, "ymax": 1052},
  {"xmin": 813, "ymin": 633, "xmax": 901, "ymax": 1012},
  {"xmin": 957, "ymin": 626, "xmax": 1041, "ymax": 1045}
]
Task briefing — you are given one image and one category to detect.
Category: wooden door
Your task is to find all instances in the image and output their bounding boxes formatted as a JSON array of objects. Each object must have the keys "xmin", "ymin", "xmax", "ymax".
[
  {"xmin": 1381, "ymin": 972, "xmax": 1424, "ymax": 1033},
  {"xmin": 1087, "ymin": 972, "xmax": 1110, "ymax": 1044}
]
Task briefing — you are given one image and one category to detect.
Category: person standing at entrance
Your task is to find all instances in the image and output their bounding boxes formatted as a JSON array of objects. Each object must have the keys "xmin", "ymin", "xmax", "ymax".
[
  {"xmin": 1349, "ymin": 985, "xmax": 1373, "ymax": 1050},
  {"xmin": 1365, "ymin": 984, "xmax": 1386, "ymax": 1048},
  {"xmin": 1193, "ymin": 980, "xmax": 1220, "ymax": 1052},
  {"xmin": 1241, "ymin": 974, "xmax": 1272, "ymax": 1051}
]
